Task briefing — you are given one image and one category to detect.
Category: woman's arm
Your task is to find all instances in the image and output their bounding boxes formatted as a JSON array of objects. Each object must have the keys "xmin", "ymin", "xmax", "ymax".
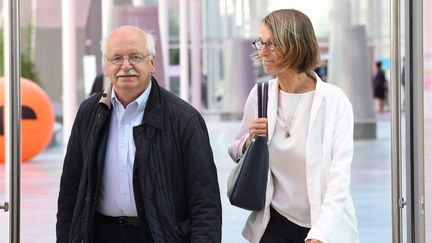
[{"xmin": 227, "ymin": 86, "xmax": 258, "ymax": 161}]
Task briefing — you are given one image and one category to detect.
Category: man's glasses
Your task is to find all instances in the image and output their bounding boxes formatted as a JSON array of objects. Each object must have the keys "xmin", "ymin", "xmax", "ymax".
[
  {"xmin": 252, "ymin": 40, "xmax": 278, "ymax": 51},
  {"xmin": 105, "ymin": 53, "xmax": 151, "ymax": 66}
]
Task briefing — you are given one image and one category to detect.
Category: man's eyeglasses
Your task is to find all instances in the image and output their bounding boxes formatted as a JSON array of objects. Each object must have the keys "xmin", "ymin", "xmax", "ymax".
[
  {"xmin": 105, "ymin": 53, "xmax": 151, "ymax": 66},
  {"xmin": 252, "ymin": 40, "xmax": 278, "ymax": 51}
]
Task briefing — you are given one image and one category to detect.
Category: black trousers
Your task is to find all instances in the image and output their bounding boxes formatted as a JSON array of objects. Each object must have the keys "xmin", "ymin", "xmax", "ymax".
[
  {"xmin": 94, "ymin": 213, "xmax": 145, "ymax": 243},
  {"xmin": 260, "ymin": 207, "xmax": 310, "ymax": 243}
]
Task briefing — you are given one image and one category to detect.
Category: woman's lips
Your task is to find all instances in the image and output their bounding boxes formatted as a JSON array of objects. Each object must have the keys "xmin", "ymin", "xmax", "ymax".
[{"xmin": 262, "ymin": 60, "xmax": 274, "ymax": 67}]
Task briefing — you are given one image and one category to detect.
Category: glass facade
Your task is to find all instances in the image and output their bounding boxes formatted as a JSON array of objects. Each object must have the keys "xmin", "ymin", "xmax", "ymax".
[{"xmin": 0, "ymin": 0, "xmax": 430, "ymax": 242}]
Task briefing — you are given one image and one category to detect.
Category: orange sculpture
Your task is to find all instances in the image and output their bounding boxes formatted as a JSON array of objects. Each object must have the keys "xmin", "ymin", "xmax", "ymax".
[{"xmin": 0, "ymin": 78, "xmax": 55, "ymax": 162}]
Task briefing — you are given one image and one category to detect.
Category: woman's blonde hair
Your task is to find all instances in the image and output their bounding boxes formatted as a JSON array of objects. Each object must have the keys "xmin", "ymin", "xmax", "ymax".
[{"xmin": 252, "ymin": 9, "xmax": 320, "ymax": 73}]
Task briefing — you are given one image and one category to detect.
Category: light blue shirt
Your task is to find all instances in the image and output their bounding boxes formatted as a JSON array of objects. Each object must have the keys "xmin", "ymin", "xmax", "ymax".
[{"xmin": 98, "ymin": 82, "xmax": 152, "ymax": 217}]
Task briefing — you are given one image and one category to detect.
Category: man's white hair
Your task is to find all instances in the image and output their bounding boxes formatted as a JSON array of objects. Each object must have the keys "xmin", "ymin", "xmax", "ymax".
[{"xmin": 100, "ymin": 25, "xmax": 156, "ymax": 59}]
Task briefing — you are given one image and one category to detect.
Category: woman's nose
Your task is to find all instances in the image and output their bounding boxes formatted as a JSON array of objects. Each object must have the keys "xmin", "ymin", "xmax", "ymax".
[{"xmin": 259, "ymin": 47, "xmax": 269, "ymax": 57}]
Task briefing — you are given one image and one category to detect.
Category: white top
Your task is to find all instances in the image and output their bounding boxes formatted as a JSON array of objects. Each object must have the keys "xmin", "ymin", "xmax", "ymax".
[
  {"xmin": 97, "ymin": 82, "xmax": 152, "ymax": 217},
  {"xmin": 270, "ymin": 90, "xmax": 314, "ymax": 228}
]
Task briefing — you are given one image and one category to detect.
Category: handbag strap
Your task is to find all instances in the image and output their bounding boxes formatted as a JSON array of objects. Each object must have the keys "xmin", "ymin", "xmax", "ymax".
[
  {"xmin": 263, "ymin": 82, "xmax": 268, "ymax": 118},
  {"xmin": 257, "ymin": 82, "xmax": 269, "ymax": 118},
  {"xmin": 257, "ymin": 83, "xmax": 263, "ymax": 118}
]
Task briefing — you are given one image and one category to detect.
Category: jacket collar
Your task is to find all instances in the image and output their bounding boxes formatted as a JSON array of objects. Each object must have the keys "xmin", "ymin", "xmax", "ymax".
[
  {"xmin": 141, "ymin": 76, "xmax": 163, "ymax": 129},
  {"xmin": 308, "ymin": 74, "xmax": 325, "ymax": 134},
  {"xmin": 99, "ymin": 82, "xmax": 113, "ymax": 109}
]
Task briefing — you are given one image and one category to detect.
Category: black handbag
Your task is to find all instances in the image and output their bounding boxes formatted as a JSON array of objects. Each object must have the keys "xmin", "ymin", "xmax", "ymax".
[{"xmin": 227, "ymin": 82, "xmax": 269, "ymax": 211}]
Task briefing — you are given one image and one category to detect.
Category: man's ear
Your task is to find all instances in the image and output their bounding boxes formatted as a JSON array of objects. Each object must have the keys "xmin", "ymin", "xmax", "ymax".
[
  {"xmin": 150, "ymin": 57, "xmax": 155, "ymax": 73},
  {"xmin": 103, "ymin": 63, "xmax": 108, "ymax": 77}
]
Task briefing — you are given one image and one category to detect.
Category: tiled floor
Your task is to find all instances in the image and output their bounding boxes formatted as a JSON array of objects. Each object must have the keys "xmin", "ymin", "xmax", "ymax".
[{"xmin": 0, "ymin": 117, "xmax": 393, "ymax": 243}]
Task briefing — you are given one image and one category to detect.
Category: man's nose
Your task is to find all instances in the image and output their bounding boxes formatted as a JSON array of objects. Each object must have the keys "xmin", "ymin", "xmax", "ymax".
[{"xmin": 120, "ymin": 58, "xmax": 133, "ymax": 69}]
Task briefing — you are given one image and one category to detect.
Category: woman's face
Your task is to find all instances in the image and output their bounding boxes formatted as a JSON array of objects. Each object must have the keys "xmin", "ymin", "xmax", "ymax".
[{"xmin": 258, "ymin": 24, "xmax": 284, "ymax": 75}]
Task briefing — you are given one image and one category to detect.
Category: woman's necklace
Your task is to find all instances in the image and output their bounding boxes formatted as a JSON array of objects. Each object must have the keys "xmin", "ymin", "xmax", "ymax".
[{"xmin": 280, "ymin": 95, "xmax": 302, "ymax": 138}]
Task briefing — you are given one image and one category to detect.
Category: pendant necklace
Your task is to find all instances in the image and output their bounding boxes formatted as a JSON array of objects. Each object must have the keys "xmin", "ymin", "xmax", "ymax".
[{"xmin": 281, "ymin": 95, "xmax": 302, "ymax": 138}]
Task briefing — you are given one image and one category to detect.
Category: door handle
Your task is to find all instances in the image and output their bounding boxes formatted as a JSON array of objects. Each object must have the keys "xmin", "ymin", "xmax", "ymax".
[{"xmin": 0, "ymin": 202, "xmax": 9, "ymax": 212}]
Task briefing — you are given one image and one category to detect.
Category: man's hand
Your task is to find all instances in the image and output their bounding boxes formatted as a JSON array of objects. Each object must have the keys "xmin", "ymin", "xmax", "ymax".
[{"xmin": 306, "ymin": 239, "xmax": 322, "ymax": 243}]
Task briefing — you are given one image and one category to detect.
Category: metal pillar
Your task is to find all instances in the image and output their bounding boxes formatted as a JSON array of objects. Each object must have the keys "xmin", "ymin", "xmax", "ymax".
[
  {"xmin": 404, "ymin": 0, "xmax": 425, "ymax": 242},
  {"xmin": 2, "ymin": 0, "xmax": 21, "ymax": 242},
  {"xmin": 390, "ymin": 0, "xmax": 405, "ymax": 241}
]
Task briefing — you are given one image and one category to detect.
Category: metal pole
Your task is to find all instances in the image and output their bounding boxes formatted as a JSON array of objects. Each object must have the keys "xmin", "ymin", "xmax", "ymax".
[
  {"xmin": 390, "ymin": 0, "xmax": 405, "ymax": 241},
  {"xmin": 405, "ymin": 0, "xmax": 425, "ymax": 242},
  {"xmin": 62, "ymin": 0, "xmax": 77, "ymax": 146},
  {"xmin": 3, "ymin": 0, "xmax": 21, "ymax": 242}
]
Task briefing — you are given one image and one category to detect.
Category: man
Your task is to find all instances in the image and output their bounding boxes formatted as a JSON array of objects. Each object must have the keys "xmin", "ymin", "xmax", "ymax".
[{"xmin": 56, "ymin": 25, "xmax": 222, "ymax": 243}]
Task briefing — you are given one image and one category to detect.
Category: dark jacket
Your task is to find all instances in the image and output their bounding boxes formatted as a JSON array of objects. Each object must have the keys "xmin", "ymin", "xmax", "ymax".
[{"xmin": 56, "ymin": 77, "xmax": 222, "ymax": 243}]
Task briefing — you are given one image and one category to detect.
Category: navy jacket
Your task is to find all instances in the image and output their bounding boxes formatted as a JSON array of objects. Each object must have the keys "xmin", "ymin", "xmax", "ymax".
[{"xmin": 56, "ymin": 77, "xmax": 222, "ymax": 243}]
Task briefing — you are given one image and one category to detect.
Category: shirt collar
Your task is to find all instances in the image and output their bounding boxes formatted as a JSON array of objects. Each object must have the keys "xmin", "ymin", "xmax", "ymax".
[{"xmin": 111, "ymin": 82, "xmax": 152, "ymax": 113}]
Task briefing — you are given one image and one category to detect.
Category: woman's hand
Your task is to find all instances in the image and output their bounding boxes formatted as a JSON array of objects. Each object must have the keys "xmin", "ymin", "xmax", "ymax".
[
  {"xmin": 248, "ymin": 118, "xmax": 268, "ymax": 138},
  {"xmin": 242, "ymin": 118, "xmax": 268, "ymax": 153},
  {"xmin": 306, "ymin": 239, "xmax": 322, "ymax": 243}
]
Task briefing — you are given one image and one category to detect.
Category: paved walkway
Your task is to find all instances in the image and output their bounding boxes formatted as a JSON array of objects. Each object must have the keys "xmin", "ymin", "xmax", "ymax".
[{"xmin": 0, "ymin": 118, "xmax": 392, "ymax": 243}]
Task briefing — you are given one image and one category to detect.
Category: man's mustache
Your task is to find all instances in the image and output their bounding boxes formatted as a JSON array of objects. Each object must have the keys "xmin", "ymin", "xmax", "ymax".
[{"xmin": 116, "ymin": 70, "xmax": 139, "ymax": 77}]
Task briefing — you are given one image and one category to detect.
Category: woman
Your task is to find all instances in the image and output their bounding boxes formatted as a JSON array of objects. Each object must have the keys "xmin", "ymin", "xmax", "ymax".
[
  {"xmin": 228, "ymin": 9, "xmax": 359, "ymax": 243},
  {"xmin": 373, "ymin": 61, "xmax": 388, "ymax": 112}
]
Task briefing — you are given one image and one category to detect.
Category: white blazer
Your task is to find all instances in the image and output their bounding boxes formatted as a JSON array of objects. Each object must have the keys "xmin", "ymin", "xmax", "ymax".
[{"xmin": 228, "ymin": 75, "xmax": 360, "ymax": 243}]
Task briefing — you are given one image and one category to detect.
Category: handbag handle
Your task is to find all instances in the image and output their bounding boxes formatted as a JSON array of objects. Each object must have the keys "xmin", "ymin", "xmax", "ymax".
[{"xmin": 257, "ymin": 82, "xmax": 268, "ymax": 118}]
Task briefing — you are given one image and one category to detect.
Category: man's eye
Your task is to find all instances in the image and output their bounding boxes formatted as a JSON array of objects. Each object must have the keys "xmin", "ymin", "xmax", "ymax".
[
  {"xmin": 130, "ymin": 55, "xmax": 143, "ymax": 62},
  {"xmin": 111, "ymin": 56, "xmax": 123, "ymax": 62}
]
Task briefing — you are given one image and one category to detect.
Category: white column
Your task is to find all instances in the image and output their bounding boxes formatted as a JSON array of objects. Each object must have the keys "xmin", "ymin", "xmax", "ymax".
[
  {"xmin": 190, "ymin": 0, "xmax": 202, "ymax": 111},
  {"xmin": 132, "ymin": 0, "xmax": 145, "ymax": 6},
  {"xmin": 62, "ymin": 0, "xmax": 77, "ymax": 145},
  {"xmin": 158, "ymin": 0, "xmax": 170, "ymax": 90},
  {"xmin": 249, "ymin": 0, "xmax": 258, "ymax": 37},
  {"xmin": 30, "ymin": 0, "xmax": 38, "ymax": 62},
  {"xmin": 368, "ymin": 0, "xmax": 384, "ymax": 59},
  {"xmin": 179, "ymin": 0, "xmax": 189, "ymax": 101},
  {"xmin": 328, "ymin": 0, "xmax": 376, "ymax": 139},
  {"xmin": 328, "ymin": 0, "xmax": 351, "ymax": 87},
  {"xmin": 351, "ymin": 0, "xmax": 360, "ymax": 25},
  {"xmin": 102, "ymin": 0, "xmax": 114, "ymax": 37}
]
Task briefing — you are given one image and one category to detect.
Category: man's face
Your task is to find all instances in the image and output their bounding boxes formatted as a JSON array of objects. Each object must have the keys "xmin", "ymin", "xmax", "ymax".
[{"xmin": 104, "ymin": 28, "xmax": 155, "ymax": 99}]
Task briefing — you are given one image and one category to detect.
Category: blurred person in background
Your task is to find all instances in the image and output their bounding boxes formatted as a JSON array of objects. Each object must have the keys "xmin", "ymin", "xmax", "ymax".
[
  {"xmin": 56, "ymin": 25, "xmax": 222, "ymax": 243},
  {"xmin": 90, "ymin": 73, "xmax": 105, "ymax": 95},
  {"xmin": 228, "ymin": 9, "xmax": 359, "ymax": 243},
  {"xmin": 373, "ymin": 61, "xmax": 388, "ymax": 112},
  {"xmin": 313, "ymin": 59, "xmax": 327, "ymax": 82}
]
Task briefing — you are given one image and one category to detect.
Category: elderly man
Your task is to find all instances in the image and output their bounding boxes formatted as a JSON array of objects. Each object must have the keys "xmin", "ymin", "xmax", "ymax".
[{"xmin": 56, "ymin": 25, "xmax": 222, "ymax": 243}]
